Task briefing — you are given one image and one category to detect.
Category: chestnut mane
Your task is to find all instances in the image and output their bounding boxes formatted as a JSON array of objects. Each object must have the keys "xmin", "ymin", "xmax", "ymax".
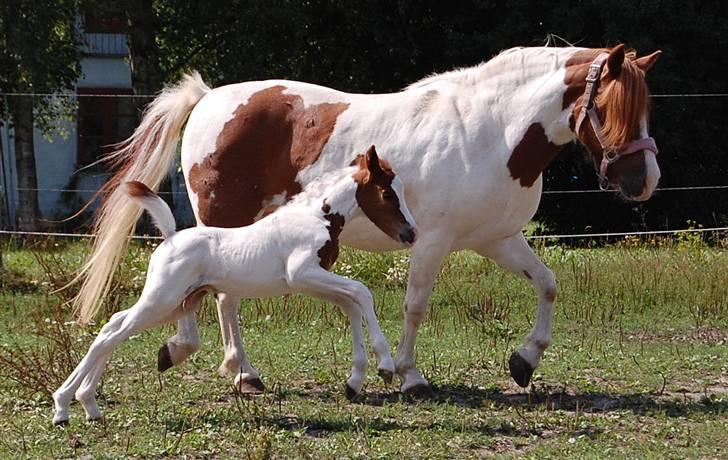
[{"xmin": 595, "ymin": 54, "xmax": 651, "ymax": 148}]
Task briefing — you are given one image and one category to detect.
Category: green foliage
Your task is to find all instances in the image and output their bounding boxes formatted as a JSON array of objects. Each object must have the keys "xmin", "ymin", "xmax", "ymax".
[{"xmin": 0, "ymin": 0, "xmax": 82, "ymax": 132}]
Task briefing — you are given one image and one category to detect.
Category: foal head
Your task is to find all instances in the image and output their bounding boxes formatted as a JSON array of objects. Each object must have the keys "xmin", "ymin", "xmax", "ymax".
[
  {"xmin": 569, "ymin": 44, "xmax": 662, "ymax": 201},
  {"xmin": 352, "ymin": 146, "xmax": 417, "ymax": 245}
]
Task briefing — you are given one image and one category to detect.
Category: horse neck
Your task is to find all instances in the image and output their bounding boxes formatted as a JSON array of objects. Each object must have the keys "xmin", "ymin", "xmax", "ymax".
[
  {"xmin": 287, "ymin": 167, "xmax": 359, "ymax": 221},
  {"xmin": 318, "ymin": 174, "xmax": 359, "ymax": 221},
  {"xmin": 450, "ymin": 47, "xmax": 582, "ymax": 145}
]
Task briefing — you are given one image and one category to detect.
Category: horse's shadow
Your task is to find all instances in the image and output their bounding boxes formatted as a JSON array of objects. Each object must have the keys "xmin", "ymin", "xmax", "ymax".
[
  {"xmin": 358, "ymin": 383, "xmax": 727, "ymax": 417},
  {"xmin": 230, "ymin": 383, "xmax": 725, "ymax": 441}
]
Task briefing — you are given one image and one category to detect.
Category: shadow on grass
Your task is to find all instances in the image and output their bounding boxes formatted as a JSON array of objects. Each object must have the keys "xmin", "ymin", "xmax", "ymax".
[{"xmin": 357, "ymin": 383, "xmax": 727, "ymax": 417}]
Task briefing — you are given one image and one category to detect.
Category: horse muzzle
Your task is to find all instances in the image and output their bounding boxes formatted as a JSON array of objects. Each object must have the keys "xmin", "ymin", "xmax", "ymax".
[{"xmin": 399, "ymin": 226, "xmax": 417, "ymax": 245}]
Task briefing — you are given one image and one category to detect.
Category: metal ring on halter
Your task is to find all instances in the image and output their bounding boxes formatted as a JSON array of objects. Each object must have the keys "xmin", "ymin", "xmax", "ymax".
[
  {"xmin": 604, "ymin": 149, "xmax": 620, "ymax": 164},
  {"xmin": 598, "ymin": 174, "xmax": 610, "ymax": 191}
]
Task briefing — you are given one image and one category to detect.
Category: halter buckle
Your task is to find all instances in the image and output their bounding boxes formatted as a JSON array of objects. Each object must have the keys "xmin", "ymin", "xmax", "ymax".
[{"xmin": 586, "ymin": 63, "xmax": 603, "ymax": 83}]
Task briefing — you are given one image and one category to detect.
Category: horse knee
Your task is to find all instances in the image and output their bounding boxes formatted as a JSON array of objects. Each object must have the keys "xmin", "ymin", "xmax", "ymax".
[
  {"xmin": 541, "ymin": 270, "xmax": 557, "ymax": 303},
  {"xmin": 404, "ymin": 303, "xmax": 427, "ymax": 325}
]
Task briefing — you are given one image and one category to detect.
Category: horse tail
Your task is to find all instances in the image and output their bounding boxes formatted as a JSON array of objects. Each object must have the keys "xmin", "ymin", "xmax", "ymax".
[
  {"xmin": 124, "ymin": 181, "xmax": 176, "ymax": 239},
  {"xmin": 71, "ymin": 72, "xmax": 210, "ymax": 324}
]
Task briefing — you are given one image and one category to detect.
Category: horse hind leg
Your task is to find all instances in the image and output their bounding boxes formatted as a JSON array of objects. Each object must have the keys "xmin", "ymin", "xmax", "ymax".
[{"xmin": 54, "ymin": 295, "xmax": 175, "ymax": 424}]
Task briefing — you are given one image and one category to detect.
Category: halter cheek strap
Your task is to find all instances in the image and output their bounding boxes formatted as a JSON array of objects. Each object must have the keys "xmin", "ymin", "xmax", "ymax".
[{"xmin": 574, "ymin": 53, "xmax": 659, "ymax": 190}]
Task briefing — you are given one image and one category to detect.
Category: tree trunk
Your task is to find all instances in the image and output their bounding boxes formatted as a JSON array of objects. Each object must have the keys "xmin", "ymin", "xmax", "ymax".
[
  {"xmin": 0, "ymin": 122, "xmax": 4, "ymax": 270},
  {"xmin": 11, "ymin": 96, "xmax": 40, "ymax": 231},
  {"xmin": 124, "ymin": 0, "xmax": 173, "ymax": 226},
  {"xmin": 125, "ymin": 0, "xmax": 162, "ymax": 98}
]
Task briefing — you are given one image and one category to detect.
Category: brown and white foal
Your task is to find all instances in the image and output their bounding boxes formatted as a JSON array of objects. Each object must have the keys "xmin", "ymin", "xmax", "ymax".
[{"xmin": 53, "ymin": 146, "xmax": 416, "ymax": 425}]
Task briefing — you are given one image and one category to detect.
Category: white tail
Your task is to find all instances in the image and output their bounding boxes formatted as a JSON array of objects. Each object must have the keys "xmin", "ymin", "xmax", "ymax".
[
  {"xmin": 72, "ymin": 72, "xmax": 211, "ymax": 324},
  {"xmin": 124, "ymin": 181, "xmax": 176, "ymax": 239}
]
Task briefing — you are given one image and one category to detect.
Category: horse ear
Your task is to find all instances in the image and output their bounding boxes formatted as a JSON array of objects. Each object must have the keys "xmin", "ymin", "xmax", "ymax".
[
  {"xmin": 607, "ymin": 44, "xmax": 625, "ymax": 78},
  {"xmin": 633, "ymin": 50, "xmax": 662, "ymax": 72},
  {"xmin": 365, "ymin": 145, "xmax": 382, "ymax": 174}
]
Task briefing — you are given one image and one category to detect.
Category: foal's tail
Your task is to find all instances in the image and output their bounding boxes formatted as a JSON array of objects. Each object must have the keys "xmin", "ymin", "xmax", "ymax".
[
  {"xmin": 70, "ymin": 72, "xmax": 211, "ymax": 325},
  {"xmin": 124, "ymin": 181, "xmax": 176, "ymax": 239}
]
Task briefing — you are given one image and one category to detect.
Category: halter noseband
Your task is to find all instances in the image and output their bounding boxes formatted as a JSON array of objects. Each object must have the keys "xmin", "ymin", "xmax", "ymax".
[{"xmin": 574, "ymin": 53, "xmax": 658, "ymax": 190}]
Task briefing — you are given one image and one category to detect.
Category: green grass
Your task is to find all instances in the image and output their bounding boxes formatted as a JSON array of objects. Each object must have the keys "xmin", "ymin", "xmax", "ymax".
[{"xmin": 0, "ymin": 237, "xmax": 726, "ymax": 458}]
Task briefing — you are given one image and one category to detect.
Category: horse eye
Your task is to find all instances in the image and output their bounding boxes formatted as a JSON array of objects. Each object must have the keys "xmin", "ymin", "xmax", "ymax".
[{"xmin": 382, "ymin": 190, "xmax": 395, "ymax": 200}]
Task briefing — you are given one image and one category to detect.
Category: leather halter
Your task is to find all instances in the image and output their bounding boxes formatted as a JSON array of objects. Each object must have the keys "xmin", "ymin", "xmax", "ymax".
[{"xmin": 574, "ymin": 53, "xmax": 658, "ymax": 190}]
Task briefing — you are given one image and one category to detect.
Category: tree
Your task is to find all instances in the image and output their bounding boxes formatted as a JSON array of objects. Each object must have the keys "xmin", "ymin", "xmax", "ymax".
[{"xmin": 0, "ymin": 0, "xmax": 82, "ymax": 230}]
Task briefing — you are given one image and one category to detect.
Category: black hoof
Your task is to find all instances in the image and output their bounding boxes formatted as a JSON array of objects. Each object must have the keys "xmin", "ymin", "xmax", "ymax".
[
  {"xmin": 237, "ymin": 377, "xmax": 265, "ymax": 395},
  {"xmin": 508, "ymin": 351, "xmax": 534, "ymax": 388},
  {"xmin": 157, "ymin": 343, "xmax": 174, "ymax": 372},
  {"xmin": 403, "ymin": 383, "xmax": 435, "ymax": 399},
  {"xmin": 378, "ymin": 368, "xmax": 394, "ymax": 384},
  {"xmin": 344, "ymin": 384, "xmax": 359, "ymax": 401},
  {"xmin": 53, "ymin": 419, "xmax": 69, "ymax": 427}
]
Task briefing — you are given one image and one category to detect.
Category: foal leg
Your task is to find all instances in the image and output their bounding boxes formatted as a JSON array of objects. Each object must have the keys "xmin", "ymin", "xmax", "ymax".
[
  {"xmin": 215, "ymin": 293, "xmax": 263, "ymax": 394},
  {"xmin": 158, "ymin": 314, "xmax": 201, "ymax": 371},
  {"xmin": 53, "ymin": 298, "xmax": 176, "ymax": 424},
  {"xmin": 475, "ymin": 233, "xmax": 557, "ymax": 388},
  {"xmin": 289, "ymin": 267, "xmax": 394, "ymax": 397},
  {"xmin": 395, "ymin": 234, "xmax": 453, "ymax": 396}
]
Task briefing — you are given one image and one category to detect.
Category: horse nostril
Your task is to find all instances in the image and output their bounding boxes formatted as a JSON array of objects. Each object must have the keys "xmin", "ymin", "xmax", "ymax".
[{"xmin": 399, "ymin": 227, "xmax": 416, "ymax": 244}]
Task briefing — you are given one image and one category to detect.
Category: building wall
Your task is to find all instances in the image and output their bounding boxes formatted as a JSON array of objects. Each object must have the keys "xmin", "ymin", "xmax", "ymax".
[{"xmin": 1, "ymin": 27, "xmax": 195, "ymax": 230}]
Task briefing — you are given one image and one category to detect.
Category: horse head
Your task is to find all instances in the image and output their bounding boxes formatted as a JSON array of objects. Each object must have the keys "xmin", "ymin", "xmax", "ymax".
[
  {"xmin": 569, "ymin": 44, "xmax": 662, "ymax": 201},
  {"xmin": 352, "ymin": 146, "xmax": 417, "ymax": 245}
]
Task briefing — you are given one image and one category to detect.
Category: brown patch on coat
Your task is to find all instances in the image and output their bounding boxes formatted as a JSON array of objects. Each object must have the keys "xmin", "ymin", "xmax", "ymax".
[
  {"xmin": 507, "ymin": 123, "xmax": 563, "ymax": 187},
  {"xmin": 188, "ymin": 85, "xmax": 349, "ymax": 227},
  {"xmin": 317, "ymin": 203, "xmax": 345, "ymax": 270}
]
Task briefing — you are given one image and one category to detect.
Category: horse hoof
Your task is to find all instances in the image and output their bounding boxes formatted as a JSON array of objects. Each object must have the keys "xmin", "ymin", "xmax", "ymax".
[
  {"xmin": 344, "ymin": 384, "xmax": 359, "ymax": 401},
  {"xmin": 378, "ymin": 368, "xmax": 394, "ymax": 384},
  {"xmin": 53, "ymin": 418, "xmax": 69, "ymax": 427},
  {"xmin": 403, "ymin": 383, "xmax": 435, "ymax": 399},
  {"xmin": 508, "ymin": 351, "xmax": 534, "ymax": 388},
  {"xmin": 236, "ymin": 376, "xmax": 265, "ymax": 395},
  {"xmin": 157, "ymin": 344, "xmax": 174, "ymax": 372}
]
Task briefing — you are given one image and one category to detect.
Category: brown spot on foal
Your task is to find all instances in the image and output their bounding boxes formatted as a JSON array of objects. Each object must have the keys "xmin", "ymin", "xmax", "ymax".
[
  {"xmin": 507, "ymin": 123, "xmax": 562, "ymax": 188},
  {"xmin": 317, "ymin": 201, "xmax": 345, "ymax": 270},
  {"xmin": 188, "ymin": 85, "xmax": 349, "ymax": 227}
]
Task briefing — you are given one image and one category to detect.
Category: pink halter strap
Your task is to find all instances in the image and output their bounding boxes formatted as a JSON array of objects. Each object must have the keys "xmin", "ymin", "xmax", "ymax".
[{"xmin": 574, "ymin": 53, "xmax": 658, "ymax": 190}]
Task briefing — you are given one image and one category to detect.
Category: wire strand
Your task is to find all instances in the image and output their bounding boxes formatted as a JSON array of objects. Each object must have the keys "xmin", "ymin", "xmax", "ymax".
[
  {"xmin": 1, "ymin": 227, "xmax": 725, "ymax": 242},
  {"xmin": 15, "ymin": 184, "xmax": 728, "ymax": 196}
]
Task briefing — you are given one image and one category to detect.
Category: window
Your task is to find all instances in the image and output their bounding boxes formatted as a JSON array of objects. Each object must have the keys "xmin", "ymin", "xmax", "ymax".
[{"xmin": 76, "ymin": 88, "xmax": 136, "ymax": 167}]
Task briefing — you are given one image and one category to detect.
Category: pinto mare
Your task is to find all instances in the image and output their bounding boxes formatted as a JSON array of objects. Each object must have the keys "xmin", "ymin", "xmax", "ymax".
[
  {"xmin": 72, "ymin": 44, "xmax": 662, "ymax": 396},
  {"xmin": 53, "ymin": 146, "xmax": 417, "ymax": 424}
]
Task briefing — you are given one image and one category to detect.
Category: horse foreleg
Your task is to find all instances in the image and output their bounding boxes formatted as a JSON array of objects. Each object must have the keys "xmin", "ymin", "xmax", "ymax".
[
  {"xmin": 288, "ymin": 267, "xmax": 386, "ymax": 399},
  {"xmin": 395, "ymin": 233, "xmax": 453, "ymax": 397},
  {"xmin": 475, "ymin": 232, "xmax": 557, "ymax": 388}
]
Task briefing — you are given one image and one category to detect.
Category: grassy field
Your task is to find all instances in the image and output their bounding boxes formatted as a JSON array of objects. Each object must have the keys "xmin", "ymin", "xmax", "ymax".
[{"xmin": 0, "ymin": 236, "xmax": 726, "ymax": 459}]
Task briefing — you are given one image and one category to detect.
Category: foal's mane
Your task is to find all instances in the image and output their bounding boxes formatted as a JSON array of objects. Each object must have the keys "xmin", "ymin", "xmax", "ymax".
[{"xmin": 595, "ymin": 53, "xmax": 651, "ymax": 148}]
